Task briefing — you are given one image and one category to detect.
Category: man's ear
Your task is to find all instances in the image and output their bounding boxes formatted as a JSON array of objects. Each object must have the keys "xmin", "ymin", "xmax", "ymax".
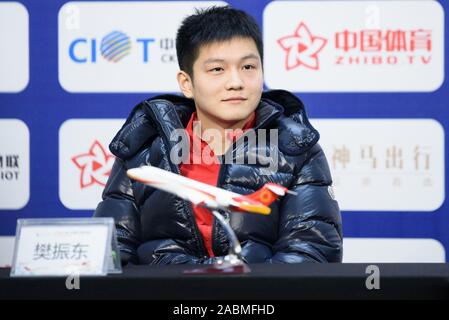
[{"xmin": 177, "ymin": 71, "xmax": 194, "ymax": 99}]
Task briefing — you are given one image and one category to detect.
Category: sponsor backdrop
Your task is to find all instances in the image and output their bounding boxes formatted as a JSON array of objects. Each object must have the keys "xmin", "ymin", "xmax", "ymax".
[{"xmin": 0, "ymin": 0, "xmax": 447, "ymax": 264}]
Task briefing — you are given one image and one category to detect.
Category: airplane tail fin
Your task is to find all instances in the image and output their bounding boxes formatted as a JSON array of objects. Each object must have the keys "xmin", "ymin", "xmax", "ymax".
[{"xmin": 246, "ymin": 183, "xmax": 291, "ymax": 206}]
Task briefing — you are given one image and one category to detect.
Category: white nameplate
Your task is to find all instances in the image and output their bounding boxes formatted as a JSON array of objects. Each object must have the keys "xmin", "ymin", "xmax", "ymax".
[{"xmin": 10, "ymin": 218, "xmax": 121, "ymax": 277}]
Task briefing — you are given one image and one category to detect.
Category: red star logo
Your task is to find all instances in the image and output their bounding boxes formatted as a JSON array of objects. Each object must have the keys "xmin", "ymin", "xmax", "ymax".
[
  {"xmin": 71, "ymin": 140, "xmax": 115, "ymax": 188},
  {"xmin": 277, "ymin": 22, "xmax": 327, "ymax": 71}
]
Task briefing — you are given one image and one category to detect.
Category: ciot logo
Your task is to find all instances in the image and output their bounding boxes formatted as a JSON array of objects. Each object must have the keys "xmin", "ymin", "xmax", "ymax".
[
  {"xmin": 71, "ymin": 140, "xmax": 114, "ymax": 188},
  {"xmin": 68, "ymin": 30, "xmax": 160, "ymax": 64},
  {"xmin": 277, "ymin": 22, "xmax": 327, "ymax": 71}
]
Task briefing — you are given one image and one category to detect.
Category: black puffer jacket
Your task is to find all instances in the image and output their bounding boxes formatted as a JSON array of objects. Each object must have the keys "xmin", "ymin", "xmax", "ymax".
[{"xmin": 94, "ymin": 90, "xmax": 343, "ymax": 265}]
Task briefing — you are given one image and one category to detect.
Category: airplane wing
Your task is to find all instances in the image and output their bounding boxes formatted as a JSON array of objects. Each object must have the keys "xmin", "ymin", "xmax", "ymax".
[
  {"xmin": 126, "ymin": 166, "xmax": 289, "ymax": 215},
  {"xmin": 183, "ymin": 188, "xmax": 219, "ymax": 208}
]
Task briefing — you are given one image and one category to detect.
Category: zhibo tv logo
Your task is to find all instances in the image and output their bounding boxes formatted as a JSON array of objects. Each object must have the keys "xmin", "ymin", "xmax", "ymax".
[{"xmin": 68, "ymin": 30, "xmax": 176, "ymax": 64}]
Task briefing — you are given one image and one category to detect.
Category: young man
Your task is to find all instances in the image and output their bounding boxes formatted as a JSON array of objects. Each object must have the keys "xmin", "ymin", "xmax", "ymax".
[{"xmin": 94, "ymin": 6, "xmax": 342, "ymax": 265}]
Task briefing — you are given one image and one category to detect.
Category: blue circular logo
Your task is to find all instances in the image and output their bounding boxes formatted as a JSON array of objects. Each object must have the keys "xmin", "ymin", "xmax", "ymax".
[{"xmin": 100, "ymin": 31, "xmax": 132, "ymax": 62}]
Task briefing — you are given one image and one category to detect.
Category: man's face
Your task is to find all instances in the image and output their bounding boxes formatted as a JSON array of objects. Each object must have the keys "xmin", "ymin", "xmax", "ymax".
[{"xmin": 181, "ymin": 37, "xmax": 263, "ymax": 126}]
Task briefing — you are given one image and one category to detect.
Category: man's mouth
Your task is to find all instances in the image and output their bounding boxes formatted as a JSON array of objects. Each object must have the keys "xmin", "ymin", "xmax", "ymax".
[{"xmin": 222, "ymin": 97, "xmax": 247, "ymax": 102}]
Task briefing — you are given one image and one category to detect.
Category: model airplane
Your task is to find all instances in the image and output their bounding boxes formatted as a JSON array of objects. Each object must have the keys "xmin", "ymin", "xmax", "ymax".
[{"xmin": 126, "ymin": 165, "xmax": 294, "ymax": 215}]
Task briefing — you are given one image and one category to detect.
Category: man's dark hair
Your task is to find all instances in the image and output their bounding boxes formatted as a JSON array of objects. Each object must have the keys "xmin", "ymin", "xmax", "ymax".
[{"xmin": 176, "ymin": 6, "xmax": 263, "ymax": 78}]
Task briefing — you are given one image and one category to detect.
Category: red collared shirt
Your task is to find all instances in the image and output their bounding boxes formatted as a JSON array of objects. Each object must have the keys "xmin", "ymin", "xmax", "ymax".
[{"xmin": 179, "ymin": 111, "xmax": 256, "ymax": 257}]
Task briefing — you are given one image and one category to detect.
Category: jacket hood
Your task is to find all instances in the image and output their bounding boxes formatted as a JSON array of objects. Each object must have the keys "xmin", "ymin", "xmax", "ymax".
[{"xmin": 110, "ymin": 90, "xmax": 319, "ymax": 160}]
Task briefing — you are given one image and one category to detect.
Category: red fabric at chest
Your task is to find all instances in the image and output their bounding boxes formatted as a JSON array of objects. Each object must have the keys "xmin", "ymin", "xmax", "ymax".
[{"xmin": 179, "ymin": 111, "xmax": 255, "ymax": 257}]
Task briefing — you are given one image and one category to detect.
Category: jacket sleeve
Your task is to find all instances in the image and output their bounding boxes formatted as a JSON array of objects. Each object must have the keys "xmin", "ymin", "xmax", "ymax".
[
  {"xmin": 95, "ymin": 159, "xmax": 226, "ymax": 266},
  {"xmin": 136, "ymin": 239, "xmax": 229, "ymax": 265},
  {"xmin": 269, "ymin": 143, "xmax": 343, "ymax": 263},
  {"xmin": 94, "ymin": 158, "xmax": 142, "ymax": 265}
]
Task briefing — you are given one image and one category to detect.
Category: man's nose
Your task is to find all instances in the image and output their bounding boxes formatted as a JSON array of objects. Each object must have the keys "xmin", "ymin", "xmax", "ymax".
[{"xmin": 225, "ymin": 69, "xmax": 244, "ymax": 90}]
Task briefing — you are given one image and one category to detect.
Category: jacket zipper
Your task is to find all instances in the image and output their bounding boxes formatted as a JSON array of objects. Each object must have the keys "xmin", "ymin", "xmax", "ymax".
[
  {"xmin": 211, "ymin": 109, "xmax": 282, "ymax": 255},
  {"xmin": 212, "ymin": 158, "xmax": 227, "ymax": 255},
  {"xmin": 172, "ymin": 163, "xmax": 209, "ymax": 259}
]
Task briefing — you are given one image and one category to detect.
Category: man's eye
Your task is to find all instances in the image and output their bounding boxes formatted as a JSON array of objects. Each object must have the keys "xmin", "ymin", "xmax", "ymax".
[
  {"xmin": 243, "ymin": 65, "xmax": 256, "ymax": 70},
  {"xmin": 209, "ymin": 67, "xmax": 223, "ymax": 72}
]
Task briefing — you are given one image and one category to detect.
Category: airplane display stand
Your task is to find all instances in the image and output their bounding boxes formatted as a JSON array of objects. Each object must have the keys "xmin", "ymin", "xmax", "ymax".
[{"xmin": 183, "ymin": 209, "xmax": 251, "ymax": 275}]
